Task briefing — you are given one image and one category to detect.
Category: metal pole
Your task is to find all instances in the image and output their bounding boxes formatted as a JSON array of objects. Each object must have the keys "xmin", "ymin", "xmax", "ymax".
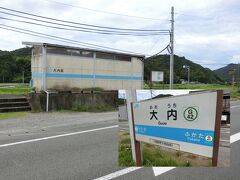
[
  {"xmin": 126, "ymin": 90, "xmax": 137, "ymax": 162},
  {"xmin": 169, "ymin": 6, "xmax": 174, "ymax": 89},
  {"xmin": 238, "ymin": 63, "xmax": 239, "ymax": 90},
  {"xmin": 212, "ymin": 90, "xmax": 223, "ymax": 166},
  {"xmin": 46, "ymin": 91, "xmax": 49, "ymax": 112},
  {"xmin": 188, "ymin": 67, "xmax": 190, "ymax": 85},
  {"xmin": 131, "ymin": 103, "xmax": 142, "ymax": 166}
]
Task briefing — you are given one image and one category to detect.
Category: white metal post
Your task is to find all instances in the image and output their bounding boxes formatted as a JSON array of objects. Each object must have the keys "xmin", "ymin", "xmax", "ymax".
[
  {"xmin": 46, "ymin": 91, "xmax": 49, "ymax": 112},
  {"xmin": 169, "ymin": 6, "xmax": 174, "ymax": 89},
  {"xmin": 126, "ymin": 90, "xmax": 137, "ymax": 161}
]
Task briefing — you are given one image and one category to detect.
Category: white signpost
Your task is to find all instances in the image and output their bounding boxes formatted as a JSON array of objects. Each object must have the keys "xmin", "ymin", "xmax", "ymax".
[
  {"xmin": 131, "ymin": 91, "xmax": 223, "ymax": 166},
  {"xmin": 151, "ymin": 71, "xmax": 164, "ymax": 82}
]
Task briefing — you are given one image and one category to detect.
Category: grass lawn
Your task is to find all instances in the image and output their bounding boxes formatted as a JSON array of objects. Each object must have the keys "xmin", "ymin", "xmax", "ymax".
[
  {"xmin": 0, "ymin": 112, "xmax": 29, "ymax": 120},
  {"xmin": 119, "ymin": 131, "xmax": 211, "ymax": 167},
  {"xmin": 0, "ymin": 85, "xmax": 31, "ymax": 95}
]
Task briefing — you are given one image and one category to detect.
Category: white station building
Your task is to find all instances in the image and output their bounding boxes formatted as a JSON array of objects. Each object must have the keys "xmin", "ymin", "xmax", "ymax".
[{"xmin": 23, "ymin": 42, "xmax": 144, "ymax": 91}]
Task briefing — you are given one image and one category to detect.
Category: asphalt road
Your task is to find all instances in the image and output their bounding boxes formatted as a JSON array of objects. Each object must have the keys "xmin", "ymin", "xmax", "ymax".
[
  {"xmin": 0, "ymin": 112, "xmax": 120, "ymax": 180},
  {"xmin": 0, "ymin": 100, "xmax": 239, "ymax": 180}
]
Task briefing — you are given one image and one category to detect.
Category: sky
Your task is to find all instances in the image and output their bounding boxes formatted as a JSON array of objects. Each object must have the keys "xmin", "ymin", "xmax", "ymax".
[
  {"xmin": 0, "ymin": 0, "xmax": 239, "ymax": 70},
  {"xmin": 118, "ymin": 90, "xmax": 192, "ymax": 101}
]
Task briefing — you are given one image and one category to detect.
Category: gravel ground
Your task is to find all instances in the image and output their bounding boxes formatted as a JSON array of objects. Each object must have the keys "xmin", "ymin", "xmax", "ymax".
[{"xmin": 0, "ymin": 111, "xmax": 118, "ymax": 136}]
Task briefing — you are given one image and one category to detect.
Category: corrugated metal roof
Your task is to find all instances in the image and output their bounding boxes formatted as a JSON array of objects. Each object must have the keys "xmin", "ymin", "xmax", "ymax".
[{"xmin": 22, "ymin": 41, "xmax": 145, "ymax": 58}]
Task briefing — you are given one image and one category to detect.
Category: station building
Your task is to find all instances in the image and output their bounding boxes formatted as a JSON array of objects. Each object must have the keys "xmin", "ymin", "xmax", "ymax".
[{"xmin": 23, "ymin": 42, "xmax": 144, "ymax": 91}]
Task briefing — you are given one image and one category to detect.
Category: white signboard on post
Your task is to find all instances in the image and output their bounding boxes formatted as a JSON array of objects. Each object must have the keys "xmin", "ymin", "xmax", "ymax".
[
  {"xmin": 132, "ymin": 91, "xmax": 221, "ymax": 158},
  {"xmin": 151, "ymin": 71, "xmax": 164, "ymax": 82}
]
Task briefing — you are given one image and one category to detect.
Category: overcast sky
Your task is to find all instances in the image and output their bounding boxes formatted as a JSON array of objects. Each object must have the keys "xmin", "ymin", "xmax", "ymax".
[
  {"xmin": 119, "ymin": 90, "xmax": 191, "ymax": 101},
  {"xmin": 0, "ymin": 0, "xmax": 239, "ymax": 70}
]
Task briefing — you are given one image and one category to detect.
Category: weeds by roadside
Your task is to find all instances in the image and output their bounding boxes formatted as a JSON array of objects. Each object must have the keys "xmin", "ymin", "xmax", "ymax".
[
  {"xmin": 0, "ymin": 112, "xmax": 28, "ymax": 120},
  {"xmin": 72, "ymin": 104, "xmax": 116, "ymax": 112}
]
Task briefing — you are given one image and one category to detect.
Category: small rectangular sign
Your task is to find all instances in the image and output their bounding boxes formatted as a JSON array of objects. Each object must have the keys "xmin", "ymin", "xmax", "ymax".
[
  {"xmin": 151, "ymin": 71, "xmax": 164, "ymax": 82},
  {"xmin": 132, "ymin": 91, "xmax": 219, "ymax": 158},
  {"xmin": 150, "ymin": 138, "xmax": 180, "ymax": 150}
]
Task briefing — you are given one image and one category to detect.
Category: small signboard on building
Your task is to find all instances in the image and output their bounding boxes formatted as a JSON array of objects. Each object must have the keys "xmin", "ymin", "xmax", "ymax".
[
  {"xmin": 131, "ymin": 91, "xmax": 222, "ymax": 160},
  {"xmin": 151, "ymin": 71, "xmax": 164, "ymax": 82}
]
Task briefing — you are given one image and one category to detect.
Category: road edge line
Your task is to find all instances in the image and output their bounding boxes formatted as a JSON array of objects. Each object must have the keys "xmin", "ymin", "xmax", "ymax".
[{"xmin": 0, "ymin": 125, "xmax": 118, "ymax": 148}]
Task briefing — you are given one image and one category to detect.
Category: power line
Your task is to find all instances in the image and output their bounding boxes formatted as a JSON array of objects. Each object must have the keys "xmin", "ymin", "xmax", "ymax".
[
  {"xmin": 145, "ymin": 43, "xmax": 170, "ymax": 58},
  {"xmin": 43, "ymin": 0, "xmax": 168, "ymax": 21},
  {"xmin": 0, "ymin": 11, "xmax": 169, "ymax": 35},
  {"xmin": 0, "ymin": 23, "xmax": 149, "ymax": 55},
  {"xmin": 0, "ymin": 16, "xmax": 169, "ymax": 36},
  {"xmin": 0, "ymin": 6, "xmax": 169, "ymax": 32},
  {"xmin": 0, "ymin": 15, "xmax": 169, "ymax": 36},
  {"xmin": 0, "ymin": 26, "xmax": 108, "ymax": 51}
]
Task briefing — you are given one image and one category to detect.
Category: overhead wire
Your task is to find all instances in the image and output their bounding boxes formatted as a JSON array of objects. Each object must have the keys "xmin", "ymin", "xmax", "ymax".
[
  {"xmin": 0, "ymin": 26, "xmax": 108, "ymax": 51},
  {"xmin": 0, "ymin": 23, "xmax": 151, "ymax": 55},
  {"xmin": 0, "ymin": 11, "xmax": 169, "ymax": 35},
  {"xmin": 43, "ymin": 0, "xmax": 169, "ymax": 21},
  {"xmin": 0, "ymin": 6, "xmax": 169, "ymax": 32},
  {"xmin": 0, "ymin": 6, "xmax": 171, "ymax": 56},
  {"xmin": 0, "ymin": 16, "xmax": 169, "ymax": 36}
]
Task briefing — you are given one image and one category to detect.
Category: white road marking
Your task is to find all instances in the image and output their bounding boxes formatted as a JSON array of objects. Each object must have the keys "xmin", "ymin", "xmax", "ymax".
[
  {"xmin": 231, "ymin": 105, "xmax": 240, "ymax": 109},
  {"xmin": 0, "ymin": 125, "xmax": 118, "ymax": 148},
  {"xmin": 152, "ymin": 167, "xmax": 176, "ymax": 176},
  {"xmin": 230, "ymin": 132, "xmax": 240, "ymax": 144},
  {"xmin": 220, "ymin": 140, "xmax": 230, "ymax": 142},
  {"xmin": 95, "ymin": 132, "xmax": 240, "ymax": 179},
  {"xmin": 94, "ymin": 167, "xmax": 142, "ymax": 180},
  {"xmin": 221, "ymin": 131, "xmax": 230, "ymax": 134}
]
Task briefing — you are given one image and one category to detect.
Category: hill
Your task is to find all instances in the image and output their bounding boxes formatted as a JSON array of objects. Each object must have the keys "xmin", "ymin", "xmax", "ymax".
[
  {"xmin": 0, "ymin": 47, "xmax": 31, "ymax": 83},
  {"xmin": 144, "ymin": 55, "xmax": 224, "ymax": 84},
  {"xmin": 213, "ymin": 63, "xmax": 239, "ymax": 82}
]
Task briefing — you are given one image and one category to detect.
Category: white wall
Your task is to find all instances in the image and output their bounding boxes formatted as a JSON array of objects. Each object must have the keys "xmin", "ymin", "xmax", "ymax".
[{"xmin": 32, "ymin": 49, "xmax": 143, "ymax": 91}]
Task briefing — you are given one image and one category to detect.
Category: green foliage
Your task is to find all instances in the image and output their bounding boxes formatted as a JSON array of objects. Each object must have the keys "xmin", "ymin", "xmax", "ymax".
[
  {"xmin": 0, "ymin": 47, "xmax": 31, "ymax": 83},
  {"xmin": 119, "ymin": 138, "xmax": 136, "ymax": 166},
  {"xmin": 213, "ymin": 63, "xmax": 239, "ymax": 82},
  {"xmin": 119, "ymin": 137, "xmax": 190, "ymax": 167},
  {"xmin": 144, "ymin": 55, "xmax": 224, "ymax": 84}
]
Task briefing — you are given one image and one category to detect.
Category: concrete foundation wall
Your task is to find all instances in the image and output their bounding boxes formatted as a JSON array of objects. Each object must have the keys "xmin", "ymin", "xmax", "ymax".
[{"xmin": 27, "ymin": 91, "xmax": 118, "ymax": 112}]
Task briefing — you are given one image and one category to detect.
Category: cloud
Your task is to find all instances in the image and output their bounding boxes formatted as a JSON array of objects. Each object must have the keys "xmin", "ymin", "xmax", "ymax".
[
  {"xmin": 230, "ymin": 55, "xmax": 240, "ymax": 63},
  {"xmin": 0, "ymin": 0, "xmax": 239, "ymax": 70}
]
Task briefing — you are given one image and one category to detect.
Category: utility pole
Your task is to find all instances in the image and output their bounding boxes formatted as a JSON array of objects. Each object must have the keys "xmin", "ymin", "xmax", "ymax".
[
  {"xmin": 183, "ymin": 65, "xmax": 190, "ymax": 84},
  {"xmin": 169, "ymin": 6, "xmax": 174, "ymax": 89},
  {"xmin": 238, "ymin": 63, "xmax": 240, "ymax": 90}
]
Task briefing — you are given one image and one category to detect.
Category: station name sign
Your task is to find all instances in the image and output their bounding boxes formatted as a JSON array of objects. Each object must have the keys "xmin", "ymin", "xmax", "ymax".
[{"xmin": 131, "ymin": 91, "xmax": 221, "ymax": 158}]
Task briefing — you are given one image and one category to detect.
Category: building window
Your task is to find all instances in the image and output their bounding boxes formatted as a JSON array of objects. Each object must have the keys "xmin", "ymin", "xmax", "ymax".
[
  {"xmin": 47, "ymin": 48, "xmax": 94, "ymax": 58},
  {"xmin": 115, "ymin": 55, "xmax": 131, "ymax": 61},
  {"xmin": 47, "ymin": 48, "xmax": 69, "ymax": 55},
  {"xmin": 96, "ymin": 52, "xmax": 115, "ymax": 60},
  {"xmin": 80, "ymin": 51, "xmax": 93, "ymax": 57}
]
